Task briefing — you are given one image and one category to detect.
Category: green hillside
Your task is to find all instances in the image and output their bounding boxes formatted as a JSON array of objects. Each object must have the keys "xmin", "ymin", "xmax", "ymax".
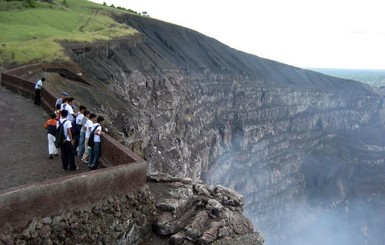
[{"xmin": 0, "ymin": 0, "xmax": 138, "ymax": 66}]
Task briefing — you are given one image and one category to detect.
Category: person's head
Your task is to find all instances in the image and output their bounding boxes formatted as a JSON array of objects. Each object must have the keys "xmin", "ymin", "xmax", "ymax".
[
  {"xmin": 84, "ymin": 110, "xmax": 90, "ymax": 118},
  {"xmin": 97, "ymin": 116, "xmax": 105, "ymax": 124},
  {"xmin": 67, "ymin": 97, "xmax": 75, "ymax": 105},
  {"xmin": 61, "ymin": 92, "xmax": 68, "ymax": 99},
  {"xmin": 79, "ymin": 105, "xmax": 86, "ymax": 112},
  {"xmin": 50, "ymin": 113, "xmax": 56, "ymax": 119},
  {"xmin": 62, "ymin": 97, "xmax": 68, "ymax": 103},
  {"xmin": 89, "ymin": 113, "xmax": 97, "ymax": 121},
  {"xmin": 41, "ymin": 77, "xmax": 46, "ymax": 82},
  {"xmin": 61, "ymin": 109, "xmax": 68, "ymax": 119}
]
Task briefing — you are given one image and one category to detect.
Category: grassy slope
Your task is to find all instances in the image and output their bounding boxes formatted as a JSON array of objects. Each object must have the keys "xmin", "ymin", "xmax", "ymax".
[{"xmin": 0, "ymin": 0, "xmax": 138, "ymax": 65}]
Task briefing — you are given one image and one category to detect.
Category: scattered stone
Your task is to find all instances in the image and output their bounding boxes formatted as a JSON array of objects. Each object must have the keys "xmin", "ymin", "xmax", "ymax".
[
  {"xmin": 15, "ymin": 239, "xmax": 26, "ymax": 245},
  {"xmin": 52, "ymin": 216, "xmax": 63, "ymax": 225},
  {"xmin": 38, "ymin": 225, "xmax": 51, "ymax": 239},
  {"xmin": 193, "ymin": 183, "xmax": 213, "ymax": 197},
  {"xmin": 41, "ymin": 217, "xmax": 52, "ymax": 225},
  {"xmin": 214, "ymin": 185, "xmax": 244, "ymax": 207},
  {"xmin": 19, "ymin": 227, "xmax": 31, "ymax": 240}
]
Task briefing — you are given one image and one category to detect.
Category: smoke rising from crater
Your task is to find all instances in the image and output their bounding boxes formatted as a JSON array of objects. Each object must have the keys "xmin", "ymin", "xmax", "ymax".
[
  {"xmin": 258, "ymin": 198, "xmax": 385, "ymax": 245},
  {"xmin": 204, "ymin": 125, "xmax": 385, "ymax": 245}
]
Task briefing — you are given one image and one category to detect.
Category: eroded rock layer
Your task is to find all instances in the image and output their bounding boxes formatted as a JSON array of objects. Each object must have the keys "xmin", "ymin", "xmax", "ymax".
[{"xmin": 68, "ymin": 13, "xmax": 385, "ymax": 244}]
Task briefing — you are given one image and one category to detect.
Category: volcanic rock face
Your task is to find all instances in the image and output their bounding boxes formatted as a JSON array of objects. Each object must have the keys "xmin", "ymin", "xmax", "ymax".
[
  {"xmin": 70, "ymin": 13, "xmax": 385, "ymax": 244},
  {"xmin": 147, "ymin": 174, "xmax": 262, "ymax": 245}
]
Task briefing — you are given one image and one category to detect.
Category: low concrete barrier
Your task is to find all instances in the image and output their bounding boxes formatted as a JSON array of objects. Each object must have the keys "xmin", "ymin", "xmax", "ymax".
[
  {"xmin": 0, "ymin": 161, "xmax": 147, "ymax": 229},
  {"xmin": 0, "ymin": 65, "xmax": 147, "ymax": 231},
  {"xmin": 1, "ymin": 72, "xmax": 57, "ymax": 112}
]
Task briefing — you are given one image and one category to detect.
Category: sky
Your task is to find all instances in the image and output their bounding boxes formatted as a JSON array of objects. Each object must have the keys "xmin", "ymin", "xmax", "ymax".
[{"xmin": 90, "ymin": 0, "xmax": 385, "ymax": 70}]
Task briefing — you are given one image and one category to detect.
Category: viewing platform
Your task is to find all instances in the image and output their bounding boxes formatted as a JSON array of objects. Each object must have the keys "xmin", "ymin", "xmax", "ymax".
[{"xmin": 0, "ymin": 65, "xmax": 147, "ymax": 231}]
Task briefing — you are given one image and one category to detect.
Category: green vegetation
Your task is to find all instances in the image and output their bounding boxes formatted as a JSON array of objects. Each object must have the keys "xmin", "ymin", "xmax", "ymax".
[{"xmin": 0, "ymin": 0, "xmax": 138, "ymax": 65}]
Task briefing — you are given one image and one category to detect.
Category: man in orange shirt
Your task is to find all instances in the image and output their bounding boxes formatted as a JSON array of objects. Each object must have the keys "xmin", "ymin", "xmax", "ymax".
[{"xmin": 44, "ymin": 113, "xmax": 58, "ymax": 159}]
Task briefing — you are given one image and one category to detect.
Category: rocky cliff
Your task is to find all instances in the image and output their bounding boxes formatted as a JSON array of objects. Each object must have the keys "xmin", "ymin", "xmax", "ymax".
[{"xmin": 67, "ymin": 13, "xmax": 385, "ymax": 244}]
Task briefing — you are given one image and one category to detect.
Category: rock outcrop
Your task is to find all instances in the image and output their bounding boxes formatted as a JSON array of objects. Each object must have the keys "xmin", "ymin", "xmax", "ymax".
[{"xmin": 146, "ymin": 173, "xmax": 260, "ymax": 245}]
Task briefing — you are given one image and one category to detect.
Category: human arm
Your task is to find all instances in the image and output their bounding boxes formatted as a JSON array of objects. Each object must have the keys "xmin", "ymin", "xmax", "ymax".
[
  {"xmin": 65, "ymin": 121, "xmax": 74, "ymax": 145},
  {"xmin": 67, "ymin": 127, "xmax": 74, "ymax": 145},
  {"xmin": 95, "ymin": 125, "xmax": 102, "ymax": 136}
]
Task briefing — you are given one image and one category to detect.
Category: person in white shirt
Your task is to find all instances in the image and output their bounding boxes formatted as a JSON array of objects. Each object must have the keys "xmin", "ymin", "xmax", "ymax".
[
  {"xmin": 77, "ymin": 110, "xmax": 90, "ymax": 157},
  {"xmin": 89, "ymin": 116, "xmax": 105, "ymax": 170},
  {"xmin": 73, "ymin": 105, "xmax": 86, "ymax": 154},
  {"xmin": 34, "ymin": 77, "xmax": 45, "ymax": 105},
  {"xmin": 60, "ymin": 97, "xmax": 76, "ymax": 122},
  {"xmin": 55, "ymin": 92, "xmax": 68, "ymax": 110},
  {"xmin": 57, "ymin": 110, "xmax": 78, "ymax": 171},
  {"xmin": 81, "ymin": 113, "xmax": 96, "ymax": 163}
]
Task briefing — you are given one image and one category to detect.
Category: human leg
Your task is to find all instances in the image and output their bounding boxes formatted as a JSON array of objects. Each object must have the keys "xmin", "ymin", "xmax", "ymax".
[
  {"xmin": 78, "ymin": 131, "xmax": 85, "ymax": 156},
  {"xmin": 89, "ymin": 142, "xmax": 101, "ymax": 169},
  {"xmin": 61, "ymin": 142, "xmax": 70, "ymax": 170},
  {"xmin": 73, "ymin": 132, "xmax": 79, "ymax": 154},
  {"xmin": 47, "ymin": 133, "xmax": 56, "ymax": 158},
  {"xmin": 34, "ymin": 89, "xmax": 41, "ymax": 105},
  {"xmin": 48, "ymin": 133, "xmax": 55, "ymax": 154},
  {"xmin": 81, "ymin": 138, "xmax": 89, "ymax": 161},
  {"xmin": 68, "ymin": 143, "xmax": 77, "ymax": 171},
  {"xmin": 88, "ymin": 147, "xmax": 94, "ymax": 168}
]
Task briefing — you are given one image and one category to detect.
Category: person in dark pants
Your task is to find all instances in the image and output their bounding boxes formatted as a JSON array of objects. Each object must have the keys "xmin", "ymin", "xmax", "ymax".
[
  {"xmin": 57, "ymin": 110, "xmax": 78, "ymax": 171},
  {"xmin": 89, "ymin": 116, "xmax": 105, "ymax": 170},
  {"xmin": 34, "ymin": 77, "xmax": 45, "ymax": 105}
]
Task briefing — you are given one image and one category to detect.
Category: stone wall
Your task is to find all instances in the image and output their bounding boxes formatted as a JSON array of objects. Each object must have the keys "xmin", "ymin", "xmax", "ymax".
[
  {"xmin": 0, "ymin": 162, "xmax": 147, "ymax": 230},
  {"xmin": 1, "ymin": 72, "xmax": 56, "ymax": 112},
  {"xmin": 0, "ymin": 185, "xmax": 156, "ymax": 245}
]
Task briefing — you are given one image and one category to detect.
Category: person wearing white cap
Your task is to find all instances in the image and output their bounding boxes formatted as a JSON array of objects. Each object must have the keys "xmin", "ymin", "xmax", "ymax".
[{"xmin": 55, "ymin": 92, "xmax": 68, "ymax": 110}]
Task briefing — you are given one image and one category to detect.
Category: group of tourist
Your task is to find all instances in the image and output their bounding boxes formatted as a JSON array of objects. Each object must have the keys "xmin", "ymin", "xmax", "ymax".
[{"xmin": 37, "ymin": 78, "xmax": 105, "ymax": 171}]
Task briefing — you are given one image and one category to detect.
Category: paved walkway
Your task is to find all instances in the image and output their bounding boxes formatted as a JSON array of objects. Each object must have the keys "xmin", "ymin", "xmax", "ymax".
[{"xmin": 0, "ymin": 87, "xmax": 88, "ymax": 192}]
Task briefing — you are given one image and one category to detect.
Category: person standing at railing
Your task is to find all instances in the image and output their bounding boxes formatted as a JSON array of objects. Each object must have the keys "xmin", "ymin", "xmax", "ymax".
[
  {"xmin": 55, "ymin": 92, "xmax": 68, "ymax": 110},
  {"xmin": 81, "ymin": 113, "xmax": 96, "ymax": 163},
  {"xmin": 57, "ymin": 109, "xmax": 78, "ymax": 171},
  {"xmin": 88, "ymin": 116, "xmax": 105, "ymax": 170},
  {"xmin": 77, "ymin": 110, "xmax": 90, "ymax": 157},
  {"xmin": 60, "ymin": 97, "xmax": 76, "ymax": 122},
  {"xmin": 34, "ymin": 77, "xmax": 45, "ymax": 105}
]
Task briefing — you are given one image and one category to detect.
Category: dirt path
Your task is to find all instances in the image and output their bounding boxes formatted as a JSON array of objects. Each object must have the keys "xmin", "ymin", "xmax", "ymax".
[{"xmin": 0, "ymin": 87, "xmax": 88, "ymax": 192}]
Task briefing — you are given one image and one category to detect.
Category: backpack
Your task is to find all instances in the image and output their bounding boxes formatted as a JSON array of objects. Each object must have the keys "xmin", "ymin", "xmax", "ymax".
[
  {"xmin": 87, "ymin": 125, "xmax": 99, "ymax": 148},
  {"xmin": 71, "ymin": 115, "xmax": 81, "ymax": 135},
  {"xmin": 55, "ymin": 120, "xmax": 67, "ymax": 148}
]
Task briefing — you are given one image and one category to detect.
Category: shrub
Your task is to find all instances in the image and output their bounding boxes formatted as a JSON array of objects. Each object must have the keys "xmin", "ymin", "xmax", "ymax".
[{"xmin": 25, "ymin": 0, "xmax": 35, "ymax": 7}]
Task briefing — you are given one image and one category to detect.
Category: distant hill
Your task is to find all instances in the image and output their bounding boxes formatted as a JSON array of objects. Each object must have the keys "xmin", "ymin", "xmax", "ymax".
[{"xmin": 310, "ymin": 68, "xmax": 385, "ymax": 87}]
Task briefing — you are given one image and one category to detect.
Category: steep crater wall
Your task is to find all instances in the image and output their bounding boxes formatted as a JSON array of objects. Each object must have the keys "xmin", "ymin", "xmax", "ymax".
[{"xmin": 68, "ymin": 13, "xmax": 385, "ymax": 244}]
